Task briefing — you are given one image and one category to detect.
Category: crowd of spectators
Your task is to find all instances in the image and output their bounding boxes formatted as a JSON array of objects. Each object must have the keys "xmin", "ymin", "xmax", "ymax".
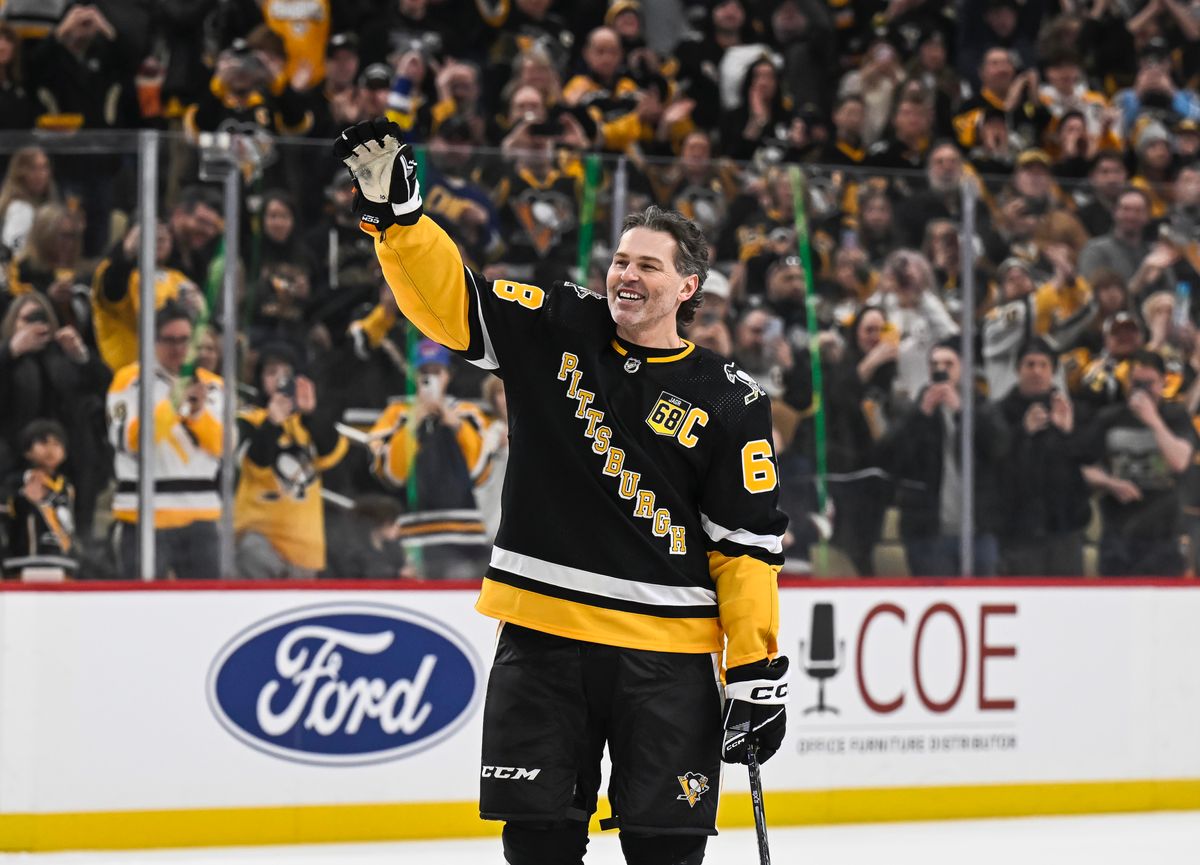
[{"xmin": 3, "ymin": 0, "xmax": 1200, "ymax": 579}]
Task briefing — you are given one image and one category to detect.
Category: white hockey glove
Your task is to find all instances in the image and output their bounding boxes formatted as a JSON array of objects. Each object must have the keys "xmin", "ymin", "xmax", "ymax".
[
  {"xmin": 333, "ymin": 117, "xmax": 422, "ymax": 228},
  {"xmin": 721, "ymin": 656, "xmax": 789, "ymax": 764}
]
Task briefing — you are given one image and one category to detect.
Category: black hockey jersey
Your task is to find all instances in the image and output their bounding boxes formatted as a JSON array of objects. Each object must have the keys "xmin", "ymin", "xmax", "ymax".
[
  {"xmin": 4, "ymin": 471, "xmax": 77, "ymax": 577},
  {"xmin": 365, "ymin": 216, "xmax": 787, "ymax": 667}
]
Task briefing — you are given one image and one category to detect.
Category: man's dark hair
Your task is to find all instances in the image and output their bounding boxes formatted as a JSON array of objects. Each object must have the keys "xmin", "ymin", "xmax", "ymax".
[
  {"xmin": 621, "ymin": 206, "xmax": 709, "ymax": 326},
  {"xmin": 927, "ymin": 138, "xmax": 962, "ymax": 162},
  {"xmin": 20, "ymin": 418, "xmax": 67, "ymax": 454},
  {"xmin": 929, "ymin": 335, "xmax": 961, "ymax": 358},
  {"xmin": 894, "ymin": 85, "xmax": 932, "ymax": 110},
  {"xmin": 1016, "ymin": 337, "xmax": 1058, "ymax": 370},
  {"xmin": 155, "ymin": 300, "xmax": 193, "ymax": 336},
  {"xmin": 354, "ymin": 493, "xmax": 404, "ymax": 527},
  {"xmin": 174, "ymin": 185, "xmax": 221, "ymax": 215},
  {"xmin": 834, "ymin": 93, "xmax": 865, "ymax": 112},
  {"xmin": 1131, "ymin": 348, "xmax": 1166, "ymax": 376},
  {"xmin": 1042, "ymin": 51, "xmax": 1082, "ymax": 71},
  {"xmin": 1090, "ymin": 268, "xmax": 1127, "ymax": 295},
  {"xmin": 1089, "ymin": 151, "xmax": 1125, "ymax": 174}
]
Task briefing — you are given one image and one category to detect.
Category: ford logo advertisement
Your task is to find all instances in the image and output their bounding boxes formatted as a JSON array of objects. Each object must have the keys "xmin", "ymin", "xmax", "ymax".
[{"xmin": 206, "ymin": 603, "xmax": 481, "ymax": 766}]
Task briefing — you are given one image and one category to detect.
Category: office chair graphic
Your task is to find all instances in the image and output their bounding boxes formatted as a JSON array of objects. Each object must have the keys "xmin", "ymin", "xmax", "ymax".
[{"xmin": 800, "ymin": 602, "xmax": 844, "ymax": 715}]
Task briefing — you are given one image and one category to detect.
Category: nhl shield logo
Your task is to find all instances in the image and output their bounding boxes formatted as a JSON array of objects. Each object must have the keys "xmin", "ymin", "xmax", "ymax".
[
  {"xmin": 677, "ymin": 772, "xmax": 710, "ymax": 808},
  {"xmin": 624, "ymin": 357, "xmax": 642, "ymax": 374}
]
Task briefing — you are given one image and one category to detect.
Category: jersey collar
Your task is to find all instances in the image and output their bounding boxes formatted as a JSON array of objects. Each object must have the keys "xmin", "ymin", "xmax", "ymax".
[{"xmin": 610, "ymin": 336, "xmax": 696, "ymax": 364}]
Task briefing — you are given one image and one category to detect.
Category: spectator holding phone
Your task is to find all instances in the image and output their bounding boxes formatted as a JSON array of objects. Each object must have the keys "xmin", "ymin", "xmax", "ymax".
[
  {"xmin": 994, "ymin": 339, "xmax": 1091, "ymax": 576},
  {"xmin": 1080, "ymin": 350, "xmax": 1196, "ymax": 577},
  {"xmin": 6, "ymin": 202, "xmax": 91, "ymax": 339},
  {"xmin": 234, "ymin": 342, "xmax": 347, "ymax": 580},
  {"xmin": 107, "ymin": 302, "xmax": 225, "ymax": 580},
  {"xmin": 367, "ymin": 339, "xmax": 491, "ymax": 580},
  {"xmin": 881, "ymin": 338, "xmax": 1010, "ymax": 576},
  {"xmin": 0, "ymin": 293, "xmax": 110, "ymax": 541},
  {"xmin": 1073, "ymin": 311, "xmax": 1148, "ymax": 422},
  {"xmin": 491, "ymin": 98, "xmax": 580, "ymax": 285},
  {"xmin": 867, "ymin": 250, "xmax": 959, "ymax": 405},
  {"xmin": 183, "ymin": 36, "xmax": 312, "ymax": 139},
  {"xmin": 825, "ymin": 306, "xmax": 898, "ymax": 576},
  {"xmin": 92, "ymin": 220, "xmax": 204, "ymax": 372}
]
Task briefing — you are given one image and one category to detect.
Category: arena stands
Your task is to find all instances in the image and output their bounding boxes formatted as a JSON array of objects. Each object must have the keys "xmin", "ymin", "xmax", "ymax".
[{"xmin": 2, "ymin": 0, "xmax": 1200, "ymax": 580}]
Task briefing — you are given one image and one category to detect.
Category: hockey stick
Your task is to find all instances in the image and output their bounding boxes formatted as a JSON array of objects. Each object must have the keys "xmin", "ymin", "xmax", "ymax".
[{"xmin": 747, "ymin": 744, "xmax": 771, "ymax": 865}]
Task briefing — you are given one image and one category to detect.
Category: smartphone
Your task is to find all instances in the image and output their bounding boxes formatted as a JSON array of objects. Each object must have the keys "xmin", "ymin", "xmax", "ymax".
[
  {"xmin": 276, "ymin": 373, "xmax": 295, "ymax": 399},
  {"xmin": 931, "ymin": 369, "xmax": 949, "ymax": 384},
  {"xmin": 1021, "ymin": 196, "xmax": 1048, "ymax": 217},
  {"xmin": 1175, "ymin": 281, "xmax": 1191, "ymax": 329},
  {"xmin": 528, "ymin": 121, "xmax": 560, "ymax": 137},
  {"xmin": 418, "ymin": 373, "xmax": 444, "ymax": 402}
]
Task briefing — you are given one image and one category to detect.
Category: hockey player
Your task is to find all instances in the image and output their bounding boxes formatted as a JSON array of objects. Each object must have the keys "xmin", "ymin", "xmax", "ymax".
[{"xmin": 335, "ymin": 118, "xmax": 789, "ymax": 865}]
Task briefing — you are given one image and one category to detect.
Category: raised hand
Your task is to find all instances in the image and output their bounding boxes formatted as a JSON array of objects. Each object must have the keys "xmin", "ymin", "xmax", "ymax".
[{"xmin": 333, "ymin": 118, "xmax": 423, "ymax": 229}]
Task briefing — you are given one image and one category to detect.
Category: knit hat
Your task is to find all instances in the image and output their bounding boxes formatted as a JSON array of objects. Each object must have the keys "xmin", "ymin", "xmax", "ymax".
[{"xmin": 1135, "ymin": 119, "xmax": 1172, "ymax": 155}]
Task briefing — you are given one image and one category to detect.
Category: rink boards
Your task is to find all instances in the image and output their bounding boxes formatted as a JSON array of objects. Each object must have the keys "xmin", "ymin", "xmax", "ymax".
[{"xmin": 0, "ymin": 579, "xmax": 1198, "ymax": 851}]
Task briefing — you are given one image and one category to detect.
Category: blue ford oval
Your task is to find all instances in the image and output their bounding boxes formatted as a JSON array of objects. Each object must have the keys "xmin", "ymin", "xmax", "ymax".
[{"xmin": 207, "ymin": 602, "xmax": 481, "ymax": 766}]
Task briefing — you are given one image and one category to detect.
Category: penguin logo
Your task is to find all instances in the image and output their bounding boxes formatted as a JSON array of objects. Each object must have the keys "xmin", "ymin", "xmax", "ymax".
[{"xmin": 676, "ymin": 772, "xmax": 710, "ymax": 808}]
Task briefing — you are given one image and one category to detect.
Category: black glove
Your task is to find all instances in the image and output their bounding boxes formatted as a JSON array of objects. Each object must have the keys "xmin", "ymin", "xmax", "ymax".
[
  {"xmin": 721, "ymin": 656, "xmax": 789, "ymax": 764},
  {"xmin": 332, "ymin": 117, "xmax": 422, "ymax": 229}
]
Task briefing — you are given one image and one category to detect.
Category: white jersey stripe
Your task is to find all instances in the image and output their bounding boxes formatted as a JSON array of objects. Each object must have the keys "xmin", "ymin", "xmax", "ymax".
[
  {"xmin": 403, "ymin": 533, "xmax": 492, "ymax": 548},
  {"xmin": 700, "ymin": 513, "xmax": 784, "ymax": 555},
  {"xmin": 465, "ymin": 269, "xmax": 500, "ymax": 371},
  {"xmin": 491, "ymin": 546, "xmax": 717, "ymax": 607},
  {"xmin": 112, "ymin": 490, "xmax": 221, "ymax": 512},
  {"xmin": 398, "ymin": 508, "xmax": 485, "ymax": 524}
]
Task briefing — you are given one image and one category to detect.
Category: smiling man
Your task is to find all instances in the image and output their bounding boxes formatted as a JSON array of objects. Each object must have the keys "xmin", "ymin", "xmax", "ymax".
[{"xmin": 335, "ymin": 118, "xmax": 789, "ymax": 865}]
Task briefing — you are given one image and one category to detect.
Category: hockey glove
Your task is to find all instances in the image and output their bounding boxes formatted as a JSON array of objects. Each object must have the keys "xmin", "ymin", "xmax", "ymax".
[
  {"xmin": 333, "ymin": 117, "xmax": 422, "ymax": 229},
  {"xmin": 721, "ymin": 656, "xmax": 789, "ymax": 765}
]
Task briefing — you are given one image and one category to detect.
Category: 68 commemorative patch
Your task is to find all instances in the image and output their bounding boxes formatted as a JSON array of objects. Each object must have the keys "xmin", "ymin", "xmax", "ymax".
[{"xmin": 646, "ymin": 391, "xmax": 691, "ymax": 438}]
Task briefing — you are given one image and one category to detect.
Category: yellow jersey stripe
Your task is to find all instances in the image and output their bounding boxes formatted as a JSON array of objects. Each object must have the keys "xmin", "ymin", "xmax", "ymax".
[
  {"xmin": 609, "ymin": 339, "xmax": 696, "ymax": 363},
  {"xmin": 476, "ymin": 578, "xmax": 722, "ymax": 654}
]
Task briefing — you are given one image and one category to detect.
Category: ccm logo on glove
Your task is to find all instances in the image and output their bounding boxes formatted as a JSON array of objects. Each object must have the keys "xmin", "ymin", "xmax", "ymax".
[
  {"xmin": 751, "ymin": 684, "xmax": 788, "ymax": 701},
  {"xmin": 722, "ymin": 656, "xmax": 790, "ymax": 764}
]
